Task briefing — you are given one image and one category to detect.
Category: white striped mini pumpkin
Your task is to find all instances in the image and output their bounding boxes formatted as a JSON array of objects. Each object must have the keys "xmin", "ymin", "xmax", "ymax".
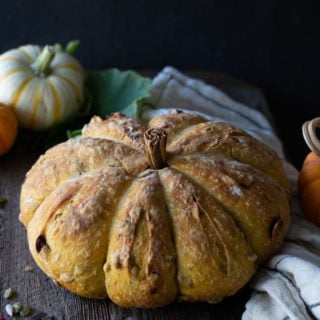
[{"xmin": 0, "ymin": 44, "xmax": 84, "ymax": 130}]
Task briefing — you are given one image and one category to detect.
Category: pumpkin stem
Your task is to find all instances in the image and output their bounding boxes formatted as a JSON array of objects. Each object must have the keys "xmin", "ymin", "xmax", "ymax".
[
  {"xmin": 65, "ymin": 40, "xmax": 80, "ymax": 55},
  {"xmin": 302, "ymin": 117, "xmax": 320, "ymax": 156},
  {"xmin": 32, "ymin": 45, "xmax": 55, "ymax": 77},
  {"xmin": 144, "ymin": 128, "xmax": 167, "ymax": 169},
  {"xmin": 54, "ymin": 43, "xmax": 64, "ymax": 53}
]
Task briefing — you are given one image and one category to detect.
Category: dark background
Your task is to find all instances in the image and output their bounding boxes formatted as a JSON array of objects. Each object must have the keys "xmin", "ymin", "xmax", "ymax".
[{"xmin": 1, "ymin": 0, "xmax": 319, "ymax": 168}]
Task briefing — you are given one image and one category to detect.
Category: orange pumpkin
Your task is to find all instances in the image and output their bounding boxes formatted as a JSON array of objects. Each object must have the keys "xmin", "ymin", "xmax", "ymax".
[
  {"xmin": 298, "ymin": 117, "xmax": 320, "ymax": 225},
  {"xmin": 0, "ymin": 104, "xmax": 18, "ymax": 156},
  {"xmin": 298, "ymin": 152, "xmax": 320, "ymax": 225}
]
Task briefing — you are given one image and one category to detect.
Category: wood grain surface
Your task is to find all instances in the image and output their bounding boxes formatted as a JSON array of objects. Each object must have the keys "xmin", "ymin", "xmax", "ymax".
[{"xmin": 0, "ymin": 71, "xmax": 273, "ymax": 320}]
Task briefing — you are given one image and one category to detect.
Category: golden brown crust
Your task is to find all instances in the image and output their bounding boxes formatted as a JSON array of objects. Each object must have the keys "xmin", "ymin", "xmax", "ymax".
[
  {"xmin": 20, "ymin": 111, "xmax": 291, "ymax": 307},
  {"xmin": 82, "ymin": 113, "xmax": 146, "ymax": 150},
  {"xmin": 159, "ymin": 168, "xmax": 256, "ymax": 302},
  {"xmin": 105, "ymin": 171, "xmax": 176, "ymax": 307},
  {"xmin": 166, "ymin": 121, "xmax": 291, "ymax": 196},
  {"xmin": 20, "ymin": 137, "xmax": 148, "ymax": 227},
  {"xmin": 168, "ymin": 154, "xmax": 290, "ymax": 263},
  {"xmin": 27, "ymin": 167, "xmax": 132, "ymax": 298},
  {"xmin": 148, "ymin": 110, "xmax": 206, "ymax": 144}
]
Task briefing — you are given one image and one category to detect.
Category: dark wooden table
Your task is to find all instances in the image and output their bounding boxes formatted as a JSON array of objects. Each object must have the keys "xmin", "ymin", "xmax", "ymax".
[{"xmin": 0, "ymin": 71, "xmax": 274, "ymax": 320}]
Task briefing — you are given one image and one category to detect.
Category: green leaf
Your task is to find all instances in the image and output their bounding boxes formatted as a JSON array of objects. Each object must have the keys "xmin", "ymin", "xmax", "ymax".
[
  {"xmin": 67, "ymin": 129, "xmax": 82, "ymax": 138},
  {"xmin": 85, "ymin": 68, "xmax": 152, "ymax": 118}
]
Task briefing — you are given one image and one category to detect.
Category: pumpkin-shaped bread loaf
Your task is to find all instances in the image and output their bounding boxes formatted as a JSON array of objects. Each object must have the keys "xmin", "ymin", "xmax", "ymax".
[{"xmin": 20, "ymin": 111, "xmax": 291, "ymax": 307}]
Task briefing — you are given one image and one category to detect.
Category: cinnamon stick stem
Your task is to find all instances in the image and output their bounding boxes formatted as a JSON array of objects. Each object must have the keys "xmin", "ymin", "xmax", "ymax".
[{"xmin": 144, "ymin": 128, "xmax": 167, "ymax": 169}]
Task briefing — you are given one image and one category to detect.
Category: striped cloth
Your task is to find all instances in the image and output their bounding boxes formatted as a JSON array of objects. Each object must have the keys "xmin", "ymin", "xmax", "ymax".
[{"xmin": 142, "ymin": 66, "xmax": 320, "ymax": 320}]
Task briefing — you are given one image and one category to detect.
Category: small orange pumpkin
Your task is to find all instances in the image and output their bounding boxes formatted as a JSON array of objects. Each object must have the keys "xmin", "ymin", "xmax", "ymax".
[
  {"xmin": 0, "ymin": 104, "xmax": 18, "ymax": 156},
  {"xmin": 298, "ymin": 117, "xmax": 320, "ymax": 225}
]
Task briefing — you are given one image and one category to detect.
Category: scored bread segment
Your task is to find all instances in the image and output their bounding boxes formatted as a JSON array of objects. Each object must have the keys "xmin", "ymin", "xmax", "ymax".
[
  {"xmin": 159, "ymin": 167, "xmax": 256, "ymax": 302},
  {"xmin": 148, "ymin": 110, "xmax": 205, "ymax": 144},
  {"xmin": 166, "ymin": 121, "xmax": 290, "ymax": 197},
  {"xmin": 105, "ymin": 170, "xmax": 177, "ymax": 307},
  {"xmin": 27, "ymin": 167, "xmax": 132, "ymax": 298},
  {"xmin": 82, "ymin": 113, "xmax": 146, "ymax": 150},
  {"xmin": 169, "ymin": 154, "xmax": 290, "ymax": 263},
  {"xmin": 20, "ymin": 137, "xmax": 148, "ymax": 227}
]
